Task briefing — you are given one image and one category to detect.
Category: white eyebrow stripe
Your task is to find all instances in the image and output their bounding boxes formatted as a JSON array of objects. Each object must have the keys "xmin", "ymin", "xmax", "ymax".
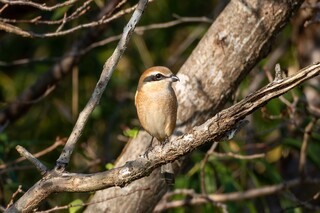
[{"xmin": 146, "ymin": 71, "xmax": 161, "ymax": 76}]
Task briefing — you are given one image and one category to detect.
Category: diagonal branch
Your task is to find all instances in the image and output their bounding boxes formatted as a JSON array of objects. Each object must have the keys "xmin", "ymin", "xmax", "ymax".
[
  {"xmin": 6, "ymin": 62, "xmax": 320, "ymax": 213},
  {"xmin": 0, "ymin": 0, "xmax": 125, "ymax": 127},
  {"xmin": 55, "ymin": 0, "xmax": 149, "ymax": 169}
]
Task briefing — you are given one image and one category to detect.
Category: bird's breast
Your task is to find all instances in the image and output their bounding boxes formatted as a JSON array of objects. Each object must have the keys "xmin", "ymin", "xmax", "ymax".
[{"xmin": 135, "ymin": 86, "xmax": 177, "ymax": 141}]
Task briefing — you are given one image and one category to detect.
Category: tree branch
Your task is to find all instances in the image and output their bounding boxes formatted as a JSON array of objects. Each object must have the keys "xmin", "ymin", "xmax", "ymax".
[
  {"xmin": 6, "ymin": 62, "xmax": 320, "ymax": 213},
  {"xmin": 15, "ymin": 146, "xmax": 47, "ymax": 175},
  {"xmin": 55, "ymin": 0, "xmax": 149, "ymax": 169},
  {"xmin": 154, "ymin": 178, "xmax": 320, "ymax": 212},
  {"xmin": 0, "ymin": 0, "xmax": 125, "ymax": 127},
  {"xmin": 86, "ymin": 0, "xmax": 305, "ymax": 211},
  {"xmin": 0, "ymin": 1, "xmax": 139, "ymax": 38},
  {"xmin": 0, "ymin": 0, "xmax": 77, "ymax": 11}
]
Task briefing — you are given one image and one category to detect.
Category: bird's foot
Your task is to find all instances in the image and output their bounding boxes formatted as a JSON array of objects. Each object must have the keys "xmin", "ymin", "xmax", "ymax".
[{"xmin": 142, "ymin": 143, "xmax": 154, "ymax": 159}]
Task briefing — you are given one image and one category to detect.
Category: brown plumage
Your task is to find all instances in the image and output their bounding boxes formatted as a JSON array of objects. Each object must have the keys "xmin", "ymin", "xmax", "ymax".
[
  {"xmin": 135, "ymin": 66, "xmax": 179, "ymax": 143},
  {"xmin": 135, "ymin": 66, "xmax": 179, "ymax": 185}
]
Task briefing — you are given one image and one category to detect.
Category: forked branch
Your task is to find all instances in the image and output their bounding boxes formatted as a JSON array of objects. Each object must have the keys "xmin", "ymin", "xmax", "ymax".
[{"xmin": 6, "ymin": 62, "xmax": 320, "ymax": 212}]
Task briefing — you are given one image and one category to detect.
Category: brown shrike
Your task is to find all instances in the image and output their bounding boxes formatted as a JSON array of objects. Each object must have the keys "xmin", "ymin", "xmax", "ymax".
[{"xmin": 135, "ymin": 66, "xmax": 179, "ymax": 185}]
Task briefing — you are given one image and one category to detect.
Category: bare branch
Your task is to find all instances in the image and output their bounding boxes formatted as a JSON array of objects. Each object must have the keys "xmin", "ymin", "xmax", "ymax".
[
  {"xmin": 0, "ymin": 137, "xmax": 66, "ymax": 172},
  {"xmin": 0, "ymin": 16, "xmax": 211, "ymax": 68},
  {"xmin": 299, "ymin": 117, "xmax": 318, "ymax": 178},
  {"xmin": 55, "ymin": 0, "xmax": 149, "ymax": 169},
  {"xmin": 200, "ymin": 142, "xmax": 218, "ymax": 194},
  {"xmin": 81, "ymin": 16, "xmax": 211, "ymax": 54},
  {"xmin": 211, "ymin": 152, "xmax": 266, "ymax": 160},
  {"xmin": 0, "ymin": 21, "xmax": 33, "ymax": 37},
  {"xmin": 15, "ymin": 146, "xmax": 47, "ymax": 175},
  {"xmin": 6, "ymin": 62, "xmax": 320, "ymax": 213},
  {"xmin": 283, "ymin": 190, "xmax": 320, "ymax": 211},
  {"xmin": 0, "ymin": 0, "xmax": 126, "ymax": 127},
  {"xmin": 0, "ymin": 1, "xmax": 138, "ymax": 38},
  {"xmin": 0, "ymin": 0, "xmax": 77, "ymax": 11},
  {"xmin": 135, "ymin": 16, "xmax": 212, "ymax": 34},
  {"xmin": 0, "ymin": 0, "xmax": 93, "ymax": 25},
  {"xmin": 0, "ymin": 3, "xmax": 8, "ymax": 13},
  {"xmin": 5, "ymin": 185, "xmax": 23, "ymax": 210},
  {"xmin": 154, "ymin": 178, "xmax": 320, "ymax": 212}
]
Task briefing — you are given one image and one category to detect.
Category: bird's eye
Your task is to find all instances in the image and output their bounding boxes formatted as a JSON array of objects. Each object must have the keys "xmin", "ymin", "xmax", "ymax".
[{"xmin": 154, "ymin": 73, "xmax": 163, "ymax": 81}]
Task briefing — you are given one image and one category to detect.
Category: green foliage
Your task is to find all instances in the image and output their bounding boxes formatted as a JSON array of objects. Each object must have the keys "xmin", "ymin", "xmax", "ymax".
[
  {"xmin": 68, "ymin": 199, "xmax": 84, "ymax": 213},
  {"xmin": 123, "ymin": 127, "xmax": 139, "ymax": 138},
  {"xmin": 105, "ymin": 162, "xmax": 114, "ymax": 170}
]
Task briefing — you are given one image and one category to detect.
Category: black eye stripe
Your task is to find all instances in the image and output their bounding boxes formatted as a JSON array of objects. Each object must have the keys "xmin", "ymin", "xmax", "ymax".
[{"xmin": 143, "ymin": 73, "xmax": 166, "ymax": 82}]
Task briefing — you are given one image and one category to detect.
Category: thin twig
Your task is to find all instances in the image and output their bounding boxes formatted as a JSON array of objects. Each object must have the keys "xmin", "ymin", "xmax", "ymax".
[
  {"xmin": 0, "ymin": 12, "xmax": 211, "ymax": 38},
  {"xmin": 154, "ymin": 178, "xmax": 320, "ymax": 212},
  {"xmin": 0, "ymin": 0, "xmax": 93, "ymax": 25},
  {"xmin": 0, "ymin": 4, "xmax": 8, "ymax": 14},
  {"xmin": 135, "ymin": 16, "xmax": 212, "ymax": 34},
  {"xmin": 283, "ymin": 190, "xmax": 320, "ymax": 211},
  {"xmin": 299, "ymin": 117, "xmax": 318, "ymax": 178},
  {"xmin": 200, "ymin": 142, "xmax": 218, "ymax": 194},
  {"xmin": 211, "ymin": 151, "xmax": 266, "ymax": 160},
  {"xmin": 15, "ymin": 146, "xmax": 47, "ymax": 175},
  {"xmin": 0, "ymin": 16, "xmax": 211, "ymax": 68},
  {"xmin": 0, "ymin": 2, "xmax": 135, "ymax": 38},
  {"xmin": 56, "ymin": 13, "xmax": 67, "ymax": 32},
  {"xmin": 0, "ymin": 0, "xmax": 77, "ymax": 11},
  {"xmin": 5, "ymin": 185, "xmax": 23, "ymax": 210},
  {"xmin": 0, "ymin": 138, "xmax": 66, "ymax": 171}
]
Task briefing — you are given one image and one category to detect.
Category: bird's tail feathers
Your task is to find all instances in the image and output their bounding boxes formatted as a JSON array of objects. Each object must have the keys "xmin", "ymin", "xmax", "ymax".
[{"xmin": 161, "ymin": 163, "xmax": 175, "ymax": 186}]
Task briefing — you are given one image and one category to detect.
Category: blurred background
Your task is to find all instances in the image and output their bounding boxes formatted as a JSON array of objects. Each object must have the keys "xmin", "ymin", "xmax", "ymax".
[{"xmin": 0, "ymin": 0, "xmax": 320, "ymax": 212}]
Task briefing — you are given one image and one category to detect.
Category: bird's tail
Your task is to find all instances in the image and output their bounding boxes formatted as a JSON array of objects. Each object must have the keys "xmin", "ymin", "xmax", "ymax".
[{"xmin": 161, "ymin": 163, "xmax": 175, "ymax": 186}]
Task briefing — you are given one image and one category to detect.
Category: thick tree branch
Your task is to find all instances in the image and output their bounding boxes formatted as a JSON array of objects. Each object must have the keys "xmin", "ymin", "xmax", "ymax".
[
  {"xmin": 6, "ymin": 62, "xmax": 320, "ymax": 213},
  {"xmin": 87, "ymin": 0, "xmax": 304, "ymax": 211}
]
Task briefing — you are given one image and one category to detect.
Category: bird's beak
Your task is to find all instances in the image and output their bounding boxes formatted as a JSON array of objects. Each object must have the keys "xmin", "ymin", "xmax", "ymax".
[{"xmin": 171, "ymin": 75, "xmax": 180, "ymax": 82}]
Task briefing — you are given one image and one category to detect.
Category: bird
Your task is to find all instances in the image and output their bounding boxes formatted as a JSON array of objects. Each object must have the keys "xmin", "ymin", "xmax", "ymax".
[{"xmin": 135, "ymin": 66, "xmax": 179, "ymax": 185}]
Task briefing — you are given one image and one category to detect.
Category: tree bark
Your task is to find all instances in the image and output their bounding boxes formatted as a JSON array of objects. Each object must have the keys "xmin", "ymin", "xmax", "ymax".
[
  {"xmin": 85, "ymin": 0, "xmax": 303, "ymax": 212},
  {"xmin": 5, "ymin": 61, "xmax": 320, "ymax": 213}
]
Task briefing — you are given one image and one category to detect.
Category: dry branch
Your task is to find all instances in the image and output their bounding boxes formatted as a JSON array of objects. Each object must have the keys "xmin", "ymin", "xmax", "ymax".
[
  {"xmin": 87, "ymin": 0, "xmax": 305, "ymax": 211},
  {"xmin": 0, "ymin": 1, "xmax": 137, "ymax": 38},
  {"xmin": 55, "ymin": 0, "xmax": 148, "ymax": 169},
  {"xmin": 154, "ymin": 178, "xmax": 320, "ymax": 212},
  {"xmin": 0, "ymin": 16, "xmax": 211, "ymax": 68},
  {"xmin": 15, "ymin": 146, "xmax": 47, "ymax": 175},
  {"xmin": 0, "ymin": 0, "xmax": 124, "ymax": 127},
  {"xmin": 6, "ymin": 62, "xmax": 320, "ymax": 213},
  {"xmin": 0, "ymin": 0, "xmax": 77, "ymax": 11}
]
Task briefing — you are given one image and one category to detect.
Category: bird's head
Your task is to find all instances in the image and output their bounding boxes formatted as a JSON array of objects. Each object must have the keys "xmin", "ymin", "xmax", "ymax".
[{"xmin": 137, "ymin": 66, "xmax": 179, "ymax": 91}]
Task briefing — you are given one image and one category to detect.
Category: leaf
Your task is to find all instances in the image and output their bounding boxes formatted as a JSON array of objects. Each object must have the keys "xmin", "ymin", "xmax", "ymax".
[
  {"xmin": 123, "ymin": 128, "xmax": 139, "ymax": 138},
  {"xmin": 69, "ymin": 199, "xmax": 84, "ymax": 213},
  {"xmin": 105, "ymin": 163, "xmax": 114, "ymax": 170}
]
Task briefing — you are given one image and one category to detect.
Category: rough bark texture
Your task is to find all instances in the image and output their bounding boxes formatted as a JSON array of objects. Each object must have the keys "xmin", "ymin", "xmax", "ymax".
[
  {"xmin": 85, "ymin": 0, "xmax": 303, "ymax": 212},
  {"xmin": 5, "ymin": 61, "xmax": 320, "ymax": 213},
  {"xmin": 6, "ymin": 60, "xmax": 320, "ymax": 213}
]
